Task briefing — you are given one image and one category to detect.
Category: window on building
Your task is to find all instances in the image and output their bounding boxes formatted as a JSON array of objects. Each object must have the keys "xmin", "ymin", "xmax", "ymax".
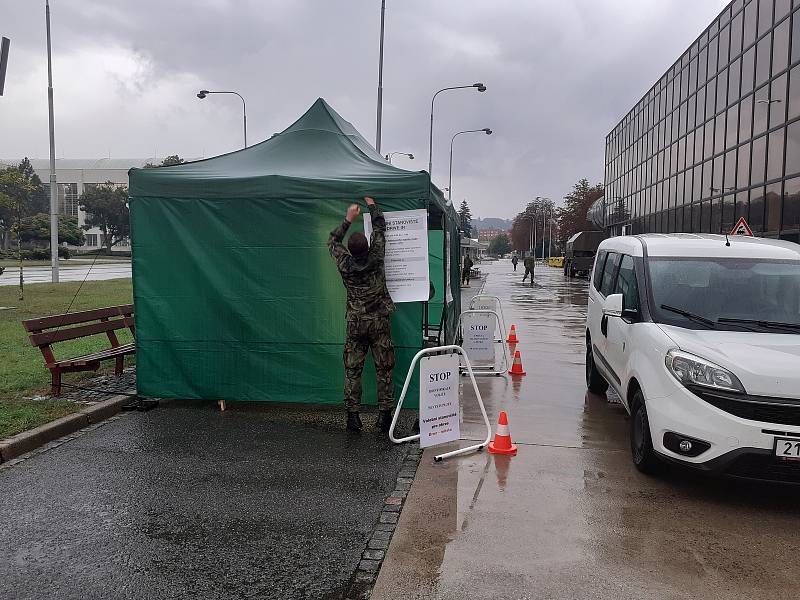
[
  {"xmin": 725, "ymin": 148, "xmax": 737, "ymax": 189},
  {"xmin": 744, "ymin": 0, "xmax": 758, "ymax": 47},
  {"xmin": 723, "ymin": 193, "xmax": 736, "ymax": 231},
  {"xmin": 752, "ymin": 134, "xmax": 768, "ymax": 184},
  {"xmin": 767, "ymin": 127, "xmax": 786, "ymax": 181},
  {"xmin": 754, "ymin": 85, "xmax": 770, "ymax": 134},
  {"xmin": 758, "ymin": 0, "xmax": 774, "ymax": 37},
  {"xmin": 736, "ymin": 189, "xmax": 750, "ymax": 221},
  {"xmin": 741, "ymin": 45, "xmax": 756, "ymax": 94},
  {"xmin": 774, "ymin": 18, "xmax": 791, "ymax": 74},
  {"xmin": 789, "ymin": 63, "xmax": 800, "ymax": 119},
  {"xmin": 756, "ymin": 34, "xmax": 772, "ymax": 86},
  {"xmin": 786, "ymin": 119, "xmax": 800, "ymax": 177},
  {"xmin": 770, "ymin": 73, "xmax": 788, "ymax": 127},
  {"xmin": 709, "ymin": 35, "xmax": 719, "ymax": 76},
  {"xmin": 783, "ymin": 175, "xmax": 800, "ymax": 230},
  {"xmin": 717, "ymin": 69, "xmax": 729, "ymax": 112},
  {"xmin": 731, "ymin": 12, "xmax": 744, "ymax": 58},
  {"xmin": 776, "ymin": 0, "xmax": 791, "ymax": 22},
  {"xmin": 766, "ymin": 181, "xmax": 783, "ymax": 231},
  {"xmin": 750, "ymin": 186, "xmax": 766, "ymax": 231},
  {"xmin": 57, "ymin": 183, "xmax": 78, "ymax": 217},
  {"xmin": 729, "ymin": 58, "xmax": 742, "ymax": 104},
  {"xmin": 85, "ymin": 234, "xmax": 98, "ymax": 247},
  {"xmin": 793, "ymin": 8, "xmax": 800, "ymax": 64},
  {"xmin": 738, "ymin": 141, "xmax": 751, "ymax": 189}
]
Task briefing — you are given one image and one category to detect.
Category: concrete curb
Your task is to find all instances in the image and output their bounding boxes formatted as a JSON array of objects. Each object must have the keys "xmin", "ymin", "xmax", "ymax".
[{"xmin": 0, "ymin": 395, "xmax": 130, "ymax": 463}]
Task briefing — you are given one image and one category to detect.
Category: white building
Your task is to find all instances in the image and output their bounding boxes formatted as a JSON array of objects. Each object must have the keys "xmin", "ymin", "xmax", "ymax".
[{"xmin": 2, "ymin": 158, "xmax": 175, "ymax": 253}]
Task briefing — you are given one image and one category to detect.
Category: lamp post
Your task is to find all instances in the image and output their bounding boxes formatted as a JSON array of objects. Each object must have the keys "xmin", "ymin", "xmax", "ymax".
[
  {"xmin": 375, "ymin": 0, "xmax": 386, "ymax": 153},
  {"xmin": 428, "ymin": 83, "xmax": 486, "ymax": 179},
  {"xmin": 46, "ymin": 0, "xmax": 58, "ymax": 283},
  {"xmin": 197, "ymin": 90, "xmax": 247, "ymax": 148},
  {"xmin": 448, "ymin": 128, "xmax": 491, "ymax": 204},
  {"xmin": 386, "ymin": 152, "xmax": 414, "ymax": 164}
]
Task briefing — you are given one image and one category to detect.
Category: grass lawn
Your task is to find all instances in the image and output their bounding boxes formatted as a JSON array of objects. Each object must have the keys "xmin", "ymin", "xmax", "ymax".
[{"xmin": 0, "ymin": 278, "xmax": 134, "ymax": 439}]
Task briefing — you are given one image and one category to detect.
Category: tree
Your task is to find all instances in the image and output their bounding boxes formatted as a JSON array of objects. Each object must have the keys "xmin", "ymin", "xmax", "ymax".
[
  {"xmin": 0, "ymin": 170, "xmax": 34, "ymax": 299},
  {"xmin": 18, "ymin": 213, "xmax": 85, "ymax": 246},
  {"xmin": 556, "ymin": 178, "xmax": 604, "ymax": 245},
  {"xmin": 16, "ymin": 157, "xmax": 49, "ymax": 214},
  {"xmin": 79, "ymin": 182, "xmax": 130, "ymax": 254},
  {"xmin": 458, "ymin": 200, "xmax": 473, "ymax": 237},
  {"xmin": 510, "ymin": 197, "xmax": 557, "ymax": 254},
  {"xmin": 488, "ymin": 232, "xmax": 511, "ymax": 256},
  {"xmin": 144, "ymin": 155, "xmax": 186, "ymax": 168}
]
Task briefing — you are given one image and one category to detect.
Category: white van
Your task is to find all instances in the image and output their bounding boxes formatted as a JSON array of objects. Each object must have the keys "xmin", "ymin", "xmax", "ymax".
[{"xmin": 585, "ymin": 234, "xmax": 800, "ymax": 481}]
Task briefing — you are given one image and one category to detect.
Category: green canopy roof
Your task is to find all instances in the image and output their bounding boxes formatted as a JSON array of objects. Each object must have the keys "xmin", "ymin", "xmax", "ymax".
[{"xmin": 129, "ymin": 98, "xmax": 448, "ymax": 212}]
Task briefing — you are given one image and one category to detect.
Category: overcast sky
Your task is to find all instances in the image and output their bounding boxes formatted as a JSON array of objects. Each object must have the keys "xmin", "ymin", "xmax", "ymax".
[{"xmin": 1, "ymin": 0, "xmax": 730, "ymax": 219}]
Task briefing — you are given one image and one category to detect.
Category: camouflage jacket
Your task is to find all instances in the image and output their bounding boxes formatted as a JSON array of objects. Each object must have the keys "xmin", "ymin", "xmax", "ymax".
[{"xmin": 328, "ymin": 204, "xmax": 395, "ymax": 322}]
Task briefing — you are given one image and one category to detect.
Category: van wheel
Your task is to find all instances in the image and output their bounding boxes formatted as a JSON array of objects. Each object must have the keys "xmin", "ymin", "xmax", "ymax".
[
  {"xmin": 585, "ymin": 343, "xmax": 608, "ymax": 394},
  {"xmin": 630, "ymin": 390, "xmax": 661, "ymax": 475}
]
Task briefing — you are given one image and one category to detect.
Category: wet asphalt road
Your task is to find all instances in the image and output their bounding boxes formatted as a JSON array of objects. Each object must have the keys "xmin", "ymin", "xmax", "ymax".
[
  {"xmin": 0, "ymin": 263, "xmax": 132, "ymax": 286},
  {"xmin": 0, "ymin": 402, "xmax": 414, "ymax": 599},
  {"xmin": 374, "ymin": 260, "xmax": 800, "ymax": 600}
]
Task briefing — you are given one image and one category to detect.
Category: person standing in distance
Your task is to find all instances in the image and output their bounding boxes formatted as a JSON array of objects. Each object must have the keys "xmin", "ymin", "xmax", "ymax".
[
  {"xmin": 328, "ymin": 196, "xmax": 396, "ymax": 433},
  {"xmin": 511, "ymin": 255, "xmax": 518, "ymax": 272},
  {"xmin": 462, "ymin": 254, "xmax": 474, "ymax": 287}
]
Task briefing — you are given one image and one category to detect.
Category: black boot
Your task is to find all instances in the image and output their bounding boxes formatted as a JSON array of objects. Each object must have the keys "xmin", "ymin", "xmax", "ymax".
[
  {"xmin": 346, "ymin": 412, "xmax": 363, "ymax": 432},
  {"xmin": 376, "ymin": 410, "xmax": 392, "ymax": 432}
]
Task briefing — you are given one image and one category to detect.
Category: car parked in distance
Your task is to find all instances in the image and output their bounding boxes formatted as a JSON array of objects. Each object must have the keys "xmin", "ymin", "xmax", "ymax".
[{"xmin": 585, "ymin": 233, "xmax": 800, "ymax": 482}]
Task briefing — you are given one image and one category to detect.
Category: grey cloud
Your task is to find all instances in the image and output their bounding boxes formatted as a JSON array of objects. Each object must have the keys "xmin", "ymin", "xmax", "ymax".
[{"xmin": 2, "ymin": 0, "xmax": 729, "ymax": 218}]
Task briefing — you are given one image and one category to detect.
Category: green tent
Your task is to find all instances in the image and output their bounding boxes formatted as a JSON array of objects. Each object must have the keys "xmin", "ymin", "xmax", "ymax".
[{"xmin": 128, "ymin": 98, "xmax": 461, "ymax": 406}]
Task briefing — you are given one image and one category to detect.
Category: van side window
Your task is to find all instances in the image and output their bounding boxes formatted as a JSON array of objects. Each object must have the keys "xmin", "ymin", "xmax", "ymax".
[
  {"xmin": 600, "ymin": 252, "xmax": 621, "ymax": 296},
  {"xmin": 614, "ymin": 255, "xmax": 640, "ymax": 315},
  {"xmin": 592, "ymin": 251, "xmax": 607, "ymax": 291}
]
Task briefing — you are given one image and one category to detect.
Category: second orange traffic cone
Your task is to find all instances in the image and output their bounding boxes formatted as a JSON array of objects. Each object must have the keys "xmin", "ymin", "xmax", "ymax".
[
  {"xmin": 489, "ymin": 411, "xmax": 518, "ymax": 455},
  {"xmin": 506, "ymin": 324, "xmax": 519, "ymax": 344},
  {"xmin": 509, "ymin": 350, "xmax": 526, "ymax": 376}
]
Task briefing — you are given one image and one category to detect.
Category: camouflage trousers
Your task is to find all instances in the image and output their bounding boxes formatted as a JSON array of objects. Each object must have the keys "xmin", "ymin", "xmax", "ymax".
[{"xmin": 343, "ymin": 316, "xmax": 395, "ymax": 412}]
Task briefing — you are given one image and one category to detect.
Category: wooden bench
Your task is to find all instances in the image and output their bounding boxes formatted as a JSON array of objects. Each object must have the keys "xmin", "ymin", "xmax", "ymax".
[{"xmin": 23, "ymin": 305, "xmax": 136, "ymax": 396}]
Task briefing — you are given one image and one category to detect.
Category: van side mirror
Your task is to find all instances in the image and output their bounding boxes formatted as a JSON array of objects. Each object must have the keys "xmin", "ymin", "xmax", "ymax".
[{"xmin": 603, "ymin": 293, "xmax": 623, "ymax": 318}]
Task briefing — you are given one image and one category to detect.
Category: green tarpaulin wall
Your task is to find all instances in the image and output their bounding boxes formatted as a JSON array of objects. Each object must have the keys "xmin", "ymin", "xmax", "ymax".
[{"xmin": 128, "ymin": 98, "xmax": 460, "ymax": 408}]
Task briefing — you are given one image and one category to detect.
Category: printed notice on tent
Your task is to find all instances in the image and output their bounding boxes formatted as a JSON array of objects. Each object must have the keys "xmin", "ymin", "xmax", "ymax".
[
  {"xmin": 419, "ymin": 353, "xmax": 460, "ymax": 448},
  {"xmin": 364, "ymin": 209, "xmax": 429, "ymax": 303}
]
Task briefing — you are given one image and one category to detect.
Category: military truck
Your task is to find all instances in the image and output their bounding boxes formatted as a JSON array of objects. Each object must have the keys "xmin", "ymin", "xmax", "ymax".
[{"xmin": 563, "ymin": 230, "xmax": 606, "ymax": 277}]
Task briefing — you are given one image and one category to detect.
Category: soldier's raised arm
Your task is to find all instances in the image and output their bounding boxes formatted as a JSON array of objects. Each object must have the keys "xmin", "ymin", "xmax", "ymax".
[
  {"xmin": 364, "ymin": 197, "xmax": 386, "ymax": 259},
  {"xmin": 328, "ymin": 204, "xmax": 361, "ymax": 269}
]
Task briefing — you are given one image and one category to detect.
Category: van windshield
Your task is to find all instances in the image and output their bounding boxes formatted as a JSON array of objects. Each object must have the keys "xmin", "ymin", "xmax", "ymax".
[{"xmin": 647, "ymin": 257, "xmax": 800, "ymax": 333}]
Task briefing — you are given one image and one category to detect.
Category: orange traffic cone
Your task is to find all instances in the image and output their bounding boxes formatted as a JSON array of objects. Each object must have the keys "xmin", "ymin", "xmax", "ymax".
[
  {"xmin": 488, "ymin": 411, "xmax": 518, "ymax": 455},
  {"xmin": 506, "ymin": 324, "xmax": 519, "ymax": 344},
  {"xmin": 509, "ymin": 350, "xmax": 526, "ymax": 376}
]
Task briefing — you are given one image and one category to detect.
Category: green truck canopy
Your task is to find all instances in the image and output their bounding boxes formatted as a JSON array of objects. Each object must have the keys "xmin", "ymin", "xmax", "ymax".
[{"xmin": 129, "ymin": 98, "xmax": 460, "ymax": 406}]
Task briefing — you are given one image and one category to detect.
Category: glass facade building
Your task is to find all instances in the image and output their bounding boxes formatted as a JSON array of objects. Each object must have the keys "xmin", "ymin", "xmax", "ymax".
[{"xmin": 604, "ymin": 0, "xmax": 800, "ymax": 243}]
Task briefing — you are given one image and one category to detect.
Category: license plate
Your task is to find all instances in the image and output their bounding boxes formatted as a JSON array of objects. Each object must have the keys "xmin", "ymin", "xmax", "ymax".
[{"xmin": 774, "ymin": 437, "xmax": 800, "ymax": 460}]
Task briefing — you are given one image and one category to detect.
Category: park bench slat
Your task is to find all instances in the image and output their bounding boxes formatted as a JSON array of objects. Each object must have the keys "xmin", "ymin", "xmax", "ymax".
[
  {"xmin": 49, "ymin": 343, "xmax": 135, "ymax": 368},
  {"xmin": 28, "ymin": 316, "xmax": 135, "ymax": 347},
  {"xmin": 22, "ymin": 304, "xmax": 134, "ymax": 332}
]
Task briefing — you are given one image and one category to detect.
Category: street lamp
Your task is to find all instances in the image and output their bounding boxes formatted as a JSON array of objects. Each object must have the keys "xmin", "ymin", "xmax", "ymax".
[
  {"xmin": 448, "ymin": 128, "xmax": 492, "ymax": 204},
  {"xmin": 46, "ymin": 0, "xmax": 58, "ymax": 283},
  {"xmin": 375, "ymin": 0, "xmax": 386, "ymax": 153},
  {"xmin": 428, "ymin": 83, "xmax": 487, "ymax": 179},
  {"xmin": 197, "ymin": 89, "xmax": 248, "ymax": 148},
  {"xmin": 386, "ymin": 152, "xmax": 414, "ymax": 164}
]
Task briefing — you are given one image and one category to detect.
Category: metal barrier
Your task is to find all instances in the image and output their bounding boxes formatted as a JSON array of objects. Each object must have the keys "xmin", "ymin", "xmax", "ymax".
[
  {"xmin": 388, "ymin": 345, "xmax": 492, "ymax": 462},
  {"xmin": 467, "ymin": 294, "xmax": 507, "ymax": 343},
  {"xmin": 455, "ymin": 309, "xmax": 509, "ymax": 376}
]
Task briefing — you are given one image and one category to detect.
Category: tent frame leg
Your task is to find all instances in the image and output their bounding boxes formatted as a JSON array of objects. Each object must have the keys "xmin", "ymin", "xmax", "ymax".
[
  {"xmin": 218, "ymin": 400, "xmax": 226, "ymax": 412},
  {"xmin": 388, "ymin": 345, "xmax": 492, "ymax": 462}
]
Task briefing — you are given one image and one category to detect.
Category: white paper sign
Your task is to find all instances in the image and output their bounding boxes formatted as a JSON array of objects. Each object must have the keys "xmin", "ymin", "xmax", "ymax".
[
  {"xmin": 462, "ymin": 313, "xmax": 495, "ymax": 362},
  {"xmin": 419, "ymin": 353, "xmax": 460, "ymax": 448},
  {"xmin": 364, "ymin": 208, "xmax": 429, "ymax": 303}
]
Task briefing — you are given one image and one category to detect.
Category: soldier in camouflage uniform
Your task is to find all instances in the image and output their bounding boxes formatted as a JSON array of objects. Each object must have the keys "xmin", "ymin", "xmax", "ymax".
[{"xmin": 328, "ymin": 197, "xmax": 396, "ymax": 432}]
